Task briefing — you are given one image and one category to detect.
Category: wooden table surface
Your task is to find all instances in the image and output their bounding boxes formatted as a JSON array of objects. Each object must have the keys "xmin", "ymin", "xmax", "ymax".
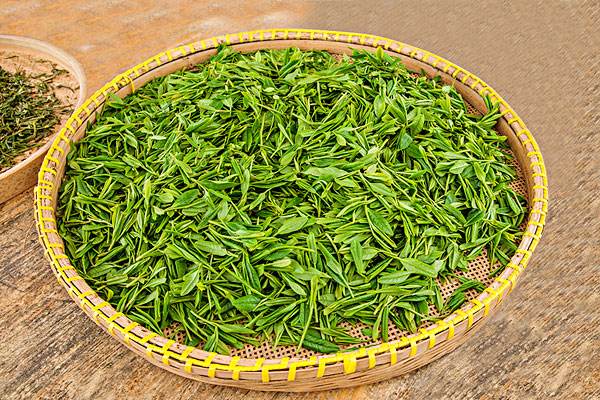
[{"xmin": 1, "ymin": 1, "xmax": 599, "ymax": 399}]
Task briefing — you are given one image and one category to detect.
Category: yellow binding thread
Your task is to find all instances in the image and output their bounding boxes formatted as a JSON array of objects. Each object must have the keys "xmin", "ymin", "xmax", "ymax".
[
  {"xmin": 161, "ymin": 340, "xmax": 176, "ymax": 365},
  {"xmin": 181, "ymin": 347, "xmax": 195, "ymax": 373},
  {"xmin": 261, "ymin": 357, "xmax": 289, "ymax": 383},
  {"xmin": 420, "ymin": 328, "xmax": 436, "ymax": 349},
  {"xmin": 229, "ymin": 356, "xmax": 241, "ymax": 379},
  {"xmin": 122, "ymin": 322, "xmax": 139, "ymax": 345},
  {"xmin": 287, "ymin": 356, "xmax": 315, "ymax": 381},
  {"xmin": 408, "ymin": 337, "xmax": 418, "ymax": 357}
]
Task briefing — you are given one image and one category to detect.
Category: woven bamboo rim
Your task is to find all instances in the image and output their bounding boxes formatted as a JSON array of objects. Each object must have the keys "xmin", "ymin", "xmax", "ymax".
[
  {"xmin": 0, "ymin": 34, "xmax": 87, "ymax": 204},
  {"xmin": 34, "ymin": 29, "xmax": 548, "ymax": 391}
]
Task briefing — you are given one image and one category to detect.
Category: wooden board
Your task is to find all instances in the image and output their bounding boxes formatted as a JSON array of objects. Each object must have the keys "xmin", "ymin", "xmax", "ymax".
[{"xmin": 0, "ymin": 1, "xmax": 599, "ymax": 399}]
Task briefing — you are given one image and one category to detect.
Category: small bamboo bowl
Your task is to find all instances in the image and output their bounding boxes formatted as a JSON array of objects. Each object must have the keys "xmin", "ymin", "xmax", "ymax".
[
  {"xmin": 0, "ymin": 35, "xmax": 86, "ymax": 204},
  {"xmin": 34, "ymin": 29, "xmax": 548, "ymax": 391}
]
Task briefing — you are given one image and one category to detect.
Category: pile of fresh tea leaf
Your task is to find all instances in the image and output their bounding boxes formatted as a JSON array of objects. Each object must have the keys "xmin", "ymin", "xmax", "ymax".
[
  {"xmin": 58, "ymin": 46, "xmax": 526, "ymax": 354},
  {"xmin": 0, "ymin": 65, "xmax": 65, "ymax": 170}
]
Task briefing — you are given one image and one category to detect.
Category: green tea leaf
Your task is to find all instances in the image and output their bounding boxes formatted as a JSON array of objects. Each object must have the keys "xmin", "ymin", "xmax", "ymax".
[
  {"xmin": 276, "ymin": 216, "xmax": 309, "ymax": 235},
  {"xmin": 304, "ymin": 166, "xmax": 348, "ymax": 181},
  {"xmin": 181, "ymin": 269, "xmax": 200, "ymax": 296},
  {"xmin": 366, "ymin": 208, "xmax": 394, "ymax": 237},
  {"xmin": 400, "ymin": 258, "xmax": 439, "ymax": 278},
  {"xmin": 350, "ymin": 238, "xmax": 365, "ymax": 274},
  {"xmin": 231, "ymin": 295, "xmax": 261, "ymax": 313},
  {"xmin": 398, "ymin": 131, "xmax": 413, "ymax": 150},
  {"xmin": 172, "ymin": 189, "xmax": 199, "ymax": 209},
  {"xmin": 378, "ymin": 270, "xmax": 410, "ymax": 284},
  {"xmin": 194, "ymin": 240, "xmax": 228, "ymax": 256}
]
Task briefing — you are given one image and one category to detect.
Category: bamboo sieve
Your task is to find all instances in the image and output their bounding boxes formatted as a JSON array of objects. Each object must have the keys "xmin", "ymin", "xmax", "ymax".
[
  {"xmin": 34, "ymin": 29, "xmax": 548, "ymax": 392},
  {"xmin": 0, "ymin": 34, "xmax": 87, "ymax": 204}
]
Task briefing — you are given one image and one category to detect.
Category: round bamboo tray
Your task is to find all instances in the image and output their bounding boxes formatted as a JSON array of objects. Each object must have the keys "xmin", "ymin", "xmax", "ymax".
[
  {"xmin": 34, "ymin": 29, "xmax": 548, "ymax": 392},
  {"xmin": 0, "ymin": 35, "xmax": 86, "ymax": 204}
]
